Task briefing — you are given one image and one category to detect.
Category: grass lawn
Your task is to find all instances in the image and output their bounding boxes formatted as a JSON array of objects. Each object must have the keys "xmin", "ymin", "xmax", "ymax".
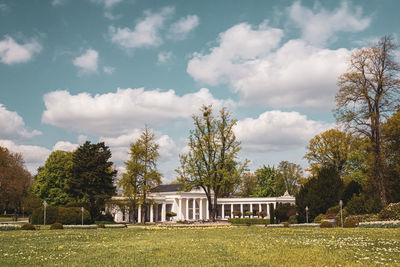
[{"xmin": 0, "ymin": 226, "xmax": 399, "ymax": 266}]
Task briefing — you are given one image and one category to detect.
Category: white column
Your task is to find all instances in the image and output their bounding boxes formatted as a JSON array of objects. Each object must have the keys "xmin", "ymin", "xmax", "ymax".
[
  {"xmin": 161, "ymin": 203, "xmax": 166, "ymax": 222},
  {"xmin": 178, "ymin": 198, "xmax": 182, "ymax": 220},
  {"xmin": 250, "ymin": 203, "xmax": 253, "ymax": 218},
  {"xmin": 138, "ymin": 205, "xmax": 142, "ymax": 223},
  {"xmin": 155, "ymin": 204, "xmax": 159, "ymax": 222},
  {"xmin": 240, "ymin": 203, "xmax": 243, "ymax": 218},
  {"xmin": 186, "ymin": 198, "xmax": 189, "ymax": 220},
  {"xmin": 259, "ymin": 203, "xmax": 262, "ymax": 213},
  {"xmin": 222, "ymin": 204, "xmax": 225, "ymax": 219},
  {"xmin": 150, "ymin": 204, "xmax": 154, "ymax": 222},
  {"xmin": 231, "ymin": 204, "xmax": 233, "ymax": 218},
  {"xmin": 267, "ymin": 203, "xmax": 270, "ymax": 218},
  {"xmin": 193, "ymin": 199, "xmax": 196, "ymax": 220},
  {"xmin": 206, "ymin": 199, "xmax": 209, "ymax": 220},
  {"xmin": 199, "ymin": 198, "xmax": 203, "ymax": 220}
]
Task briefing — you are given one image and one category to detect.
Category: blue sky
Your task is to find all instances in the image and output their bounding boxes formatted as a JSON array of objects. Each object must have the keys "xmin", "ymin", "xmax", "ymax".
[{"xmin": 0, "ymin": 0, "xmax": 399, "ymax": 181}]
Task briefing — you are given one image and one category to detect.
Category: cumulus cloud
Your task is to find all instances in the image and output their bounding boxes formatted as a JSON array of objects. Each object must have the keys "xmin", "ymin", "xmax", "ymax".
[
  {"xmin": 0, "ymin": 36, "xmax": 42, "ymax": 64},
  {"xmin": 90, "ymin": 0, "xmax": 122, "ymax": 9},
  {"xmin": 234, "ymin": 110, "xmax": 332, "ymax": 152},
  {"xmin": 157, "ymin": 51, "xmax": 172, "ymax": 64},
  {"xmin": 168, "ymin": 15, "xmax": 199, "ymax": 40},
  {"xmin": 0, "ymin": 140, "xmax": 51, "ymax": 174},
  {"xmin": 42, "ymin": 87, "xmax": 235, "ymax": 136},
  {"xmin": 288, "ymin": 1, "xmax": 370, "ymax": 46},
  {"xmin": 0, "ymin": 104, "xmax": 41, "ymax": 140},
  {"xmin": 52, "ymin": 141, "xmax": 78, "ymax": 151},
  {"xmin": 187, "ymin": 21, "xmax": 352, "ymax": 110},
  {"xmin": 72, "ymin": 49, "xmax": 99, "ymax": 74},
  {"xmin": 103, "ymin": 65, "xmax": 115, "ymax": 74},
  {"xmin": 109, "ymin": 6, "xmax": 174, "ymax": 49}
]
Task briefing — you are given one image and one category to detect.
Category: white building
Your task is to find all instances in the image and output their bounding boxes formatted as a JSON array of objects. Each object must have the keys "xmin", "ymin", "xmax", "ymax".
[{"xmin": 107, "ymin": 184, "xmax": 295, "ymax": 223}]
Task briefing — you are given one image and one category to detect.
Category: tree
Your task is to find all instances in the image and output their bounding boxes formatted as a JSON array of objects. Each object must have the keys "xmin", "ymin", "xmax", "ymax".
[
  {"xmin": 31, "ymin": 151, "xmax": 74, "ymax": 206},
  {"xmin": 237, "ymin": 173, "xmax": 257, "ymax": 197},
  {"xmin": 177, "ymin": 105, "xmax": 248, "ymax": 221},
  {"xmin": 335, "ymin": 36, "xmax": 400, "ymax": 206},
  {"xmin": 254, "ymin": 165, "xmax": 277, "ymax": 197},
  {"xmin": 275, "ymin": 161, "xmax": 302, "ymax": 196},
  {"xmin": 296, "ymin": 167, "xmax": 344, "ymax": 222},
  {"xmin": 66, "ymin": 141, "xmax": 117, "ymax": 220},
  {"xmin": 119, "ymin": 127, "xmax": 162, "ymax": 223},
  {"xmin": 0, "ymin": 147, "xmax": 31, "ymax": 213}
]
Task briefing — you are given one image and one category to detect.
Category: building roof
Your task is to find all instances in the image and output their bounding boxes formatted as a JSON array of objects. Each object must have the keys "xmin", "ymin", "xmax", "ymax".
[{"xmin": 152, "ymin": 183, "xmax": 184, "ymax": 193}]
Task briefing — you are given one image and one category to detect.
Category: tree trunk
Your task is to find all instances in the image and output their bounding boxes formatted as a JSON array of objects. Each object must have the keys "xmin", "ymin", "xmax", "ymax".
[{"xmin": 211, "ymin": 195, "xmax": 218, "ymax": 222}]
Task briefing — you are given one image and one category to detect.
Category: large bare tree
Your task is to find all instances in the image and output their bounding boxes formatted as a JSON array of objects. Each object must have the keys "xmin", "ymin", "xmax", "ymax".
[{"xmin": 335, "ymin": 36, "xmax": 400, "ymax": 206}]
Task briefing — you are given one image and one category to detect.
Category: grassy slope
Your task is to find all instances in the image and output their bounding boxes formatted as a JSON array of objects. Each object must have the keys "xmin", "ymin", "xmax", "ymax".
[{"xmin": 0, "ymin": 227, "xmax": 399, "ymax": 266}]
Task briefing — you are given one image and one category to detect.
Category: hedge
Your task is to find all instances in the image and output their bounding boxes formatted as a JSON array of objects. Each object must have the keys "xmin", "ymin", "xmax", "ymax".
[
  {"xmin": 30, "ymin": 207, "xmax": 91, "ymax": 225},
  {"xmin": 228, "ymin": 218, "xmax": 269, "ymax": 225}
]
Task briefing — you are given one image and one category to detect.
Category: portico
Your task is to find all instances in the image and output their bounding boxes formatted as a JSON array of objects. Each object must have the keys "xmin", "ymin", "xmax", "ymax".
[{"xmin": 107, "ymin": 184, "xmax": 295, "ymax": 223}]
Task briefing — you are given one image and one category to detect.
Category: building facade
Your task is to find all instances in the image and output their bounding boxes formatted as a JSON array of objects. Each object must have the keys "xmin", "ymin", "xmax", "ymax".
[{"xmin": 107, "ymin": 184, "xmax": 295, "ymax": 223}]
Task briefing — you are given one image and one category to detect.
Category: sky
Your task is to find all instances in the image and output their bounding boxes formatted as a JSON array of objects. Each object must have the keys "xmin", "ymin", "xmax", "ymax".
[{"xmin": 0, "ymin": 0, "xmax": 399, "ymax": 182}]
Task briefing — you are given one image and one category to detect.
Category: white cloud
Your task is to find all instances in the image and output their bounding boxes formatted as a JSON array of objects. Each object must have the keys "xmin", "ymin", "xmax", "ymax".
[
  {"xmin": 72, "ymin": 49, "xmax": 99, "ymax": 74},
  {"xmin": 0, "ymin": 104, "xmax": 41, "ymax": 140},
  {"xmin": 90, "ymin": 0, "xmax": 122, "ymax": 9},
  {"xmin": 52, "ymin": 141, "xmax": 78, "ymax": 151},
  {"xmin": 51, "ymin": 0, "xmax": 66, "ymax": 6},
  {"xmin": 0, "ymin": 3, "xmax": 9, "ymax": 12},
  {"xmin": 168, "ymin": 15, "xmax": 199, "ymax": 40},
  {"xmin": 77, "ymin": 135, "xmax": 87, "ymax": 144},
  {"xmin": 234, "ymin": 110, "xmax": 332, "ymax": 152},
  {"xmin": 0, "ymin": 140, "xmax": 51, "ymax": 174},
  {"xmin": 187, "ymin": 21, "xmax": 351, "ymax": 110},
  {"xmin": 103, "ymin": 65, "xmax": 115, "ymax": 74},
  {"xmin": 109, "ymin": 6, "xmax": 174, "ymax": 49},
  {"xmin": 0, "ymin": 36, "xmax": 42, "ymax": 64},
  {"xmin": 157, "ymin": 51, "xmax": 172, "ymax": 64},
  {"xmin": 42, "ymin": 87, "xmax": 235, "ymax": 136},
  {"xmin": 288, "ymin": 1, "xmax": 370, "ymax": 46}
]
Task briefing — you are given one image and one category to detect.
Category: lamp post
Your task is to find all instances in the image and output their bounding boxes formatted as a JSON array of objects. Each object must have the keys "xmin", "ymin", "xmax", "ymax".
[
  {"xmin": 305, "ymin": 206, "xmax": 309, "ymax": 224},
  {"xmin": 43, "ymin": 201, "xmax": 48, "ymax": 226},
  {"xmin": 339, "ymin": 200, "xmax": 343, "ymax": 227},
  {"xmin": 81, "ymin": 207, "xmax": 84, "ymax": 225}
]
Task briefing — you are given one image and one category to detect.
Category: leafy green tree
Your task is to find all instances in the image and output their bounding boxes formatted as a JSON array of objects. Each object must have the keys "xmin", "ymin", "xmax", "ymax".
[
  {"xmin": 237, "ymin": 173, "xmax": 257, "ymax": 197},
  {"xmin": 177, "ymin": 105, "xmax": 248, "ymax": 221},
  {"xmin": 66, "ymin": 141, "xmax": 117, "ymax": 220},
  {"xmin": 335, "ymin": 36, "xmax": 400, "ymax": 206},
  {"xmin": 119, "ymin": 127, "xmax": 162, "ymax": 223},
  {"xmin": 276, "ymin": 161, "xmax": 303, "ymax": 196},
  {"xmin": 0, "ymin": 147, "xmax": 31, "ymax": 213},
  {"xmin": 254, "ymin": 165, "xmax": 277, "ymax": 197},
  {"xmin": 31, "ymin": 151, "xmax": 74, "ymax": 206},
  {"xmin": 296, "ymin": 167, "xmax": 344, "ymax": 222}
]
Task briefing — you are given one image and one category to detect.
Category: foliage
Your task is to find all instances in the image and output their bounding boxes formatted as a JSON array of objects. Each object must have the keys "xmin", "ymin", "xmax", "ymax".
[
  {"xmin": 95, "ymin": 212, "xmax": 114, "ymax": 222},
  {"xmin": 335, "ymin": 36, "xmax": 400, "ymax": 206},
  {"xmin": 244, "ymin": 211, "xmax": 253, "ymax": 217},
  {"xmin": 269, "ymin": 204, "xmax": 275, "ymax": 224},
  {"xmin": 97, "ymin": 223, "xmax": 105, "ymax": 228},
  {"xmin": 256, "ymin": 211, "xmax": 267, "ymax": 218},
  {"xmin": 296, "ymin": 167, "xmax": 344, "ymax": 222},
  {"xmin": 232, "ymin": 210, "xmax": 242, "ymax": 217},
  {"xmin": 237, "ymin": 172, "xmax": 257, "ymax": 197},
  {"xmin": 282, "ymin": 222, "xmax": 289, "ymax": 227},
  {"xmin": 0, "ymin": 146, "xmax": 31, "ymax": 212},
  {"xmin": 345, "ymin": 194, "xmax": 382, "ymax": 215},
  {"xmin": 31, "ymin": 151, "xmax": 74, "ymax": 206},
  {"xmin": 343, "ymin": 217, "xmax": 359, "ymax": 228},
  {"xmin": 21, "ymin": 223, "xmax": 36, "ymax": 230},
  {"xmin": 30, "ymin": 206, "xmax": 91, "ymax": 225},
  {"xmin": 0, "ymin": 224, "xmax": 21, "ymax": 231},
  {"xmin": 166, "ymin": 211, "xmax": 177, "ymax": 217},
  {"xmin": 120, "ymin": 127, "xmax": 162, "ymax": 223},
  {"xmin": 275, "ymin": 161, "xmax": 302, "ymax": 196},
  {"xmin": 288, "ymin": 215, "xmax": 297, "ymax": 224},
  {"xmin": 227, "ymin": 218, "xmax": 269, "ymax": 225},
  {"xmin": 254, "ymin": 165, "xmax": 277, "ymax": 197},
  {"xmin": 378, "ymin": 202, "xmax": 400, "ymax": 220},
  {"xmin": 345, "ymin": 214, "xmax": 379, "ymax": 223},
  {"xmin": 274, "ymin": 203, "xmax": 296, "ymax": 222},
  {"xmin": 319, "ymin": 221, "xmax": 333, "ymax": 228},
  {"xmin": 50, "ymin": 222, "xmax": 63, "ymax": 230},
  {"xmin": 342, "ymin": 180, "xmax": 362, "ymax": 205},
  {"xmin": 359, "ymin": 220, "xmax": 400, "ymax": 228},
  {"xmin": 21, "ymin": 191, "xmax": 42, "ymax": 215},
  {"xmin": 313, "ymin": 214, "xmax": 326, "ymax": 223},
  {"xmin": 177, "ymin": 105, "xmax": 248, "ymax": 221},
  {"xmin": 66, "ymin": 141, "xmax": 117, "ymax": 220},
  {"xmin": 326, "ymin": 205, "xmax": 340, "ymax": 215}
]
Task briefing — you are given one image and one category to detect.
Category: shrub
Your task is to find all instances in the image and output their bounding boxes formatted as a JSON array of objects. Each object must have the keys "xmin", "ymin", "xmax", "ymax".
[
  {"xmin": 282, "ymin": 222, "xmax": 289, "ymax": 227},
  {"xmin": 95, "ymin": 212, "xmax": 114, "ymax": 222},
  {"xmin": 50, "ymin": 222, "xmax": 63, "ymax": 230},
  {"xmin": 378, "ymin": 202, "xmax": 400, "ymax": 220},
  {"xmin": 227, "ymin": 218, "xmax": 269, "ymax": 225},
  {"xmin": 343, "ymin": 217, "xmax": 358, "ymax": 228},
  {"xmin": 326, "ymin": 205, "xmax": 340, "ymax": 215},
  {"xmin": 288, "ymin": 215, "xmax": 298, "ymax": 224},
  {"xmin": 345, "ymin": 194, "xmax": 382, "ymax": 215},
  {"xmin": 345, "ymin": 214, "xmax": 379, "ymax": 223},
  {"xmin": 244, "ymin": 211, "xmax": 253, "ymax": 217},
  {"xmin": 256, "ymin": 211, "xmax": 267, "ymax": 218},
  {"xmin": 31, "ymin": 207, "xmax": 91, "ymax": 225},
  {"xmin": 97, "ymin": 223, "xmax": 105, "ymax": 228},
  {"xmin": 166, "ymin": 211, "xmax": 177, "ymax": 217},
  {"xmin": 232, "ymin": 211, "xmax": 242, "ymax": 217},
  {"xmin": 313, "ymin": 214, "xmax": 326, "ymax": 223},
  {"xmin": 0, "ymin": 224, "xmax": 21, "ymax": 231},
  {"xmin": 275, "ymin": 203, "xmax": 296, "ymax": 222},
  {"xmin": 320, "ymin": 221, "xmax": 333, "ymax": 228},
  {"xmin": 21, "ymin": 223, "xmax": 36, "ymax": 230}
]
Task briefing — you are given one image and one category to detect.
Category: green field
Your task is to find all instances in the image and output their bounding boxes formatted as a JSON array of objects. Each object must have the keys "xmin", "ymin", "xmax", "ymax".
[{"xmin": 0, "ymin": 226, "xmax": 399, "ymax": 266}]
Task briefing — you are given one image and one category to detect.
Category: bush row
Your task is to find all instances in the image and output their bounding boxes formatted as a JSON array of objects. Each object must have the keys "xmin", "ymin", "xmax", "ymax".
[
  {"xmin": 228, "ymin": 218, "xmax": 269, "ymax": 225},
  {"xmin": 30, "ymin": 207, "xmax": 91, "ymax": 225}
]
